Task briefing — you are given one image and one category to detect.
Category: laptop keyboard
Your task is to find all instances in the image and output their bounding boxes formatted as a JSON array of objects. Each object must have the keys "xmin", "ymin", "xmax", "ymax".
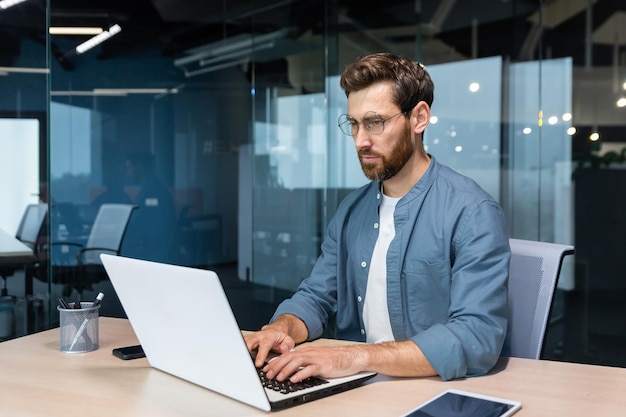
[{"xmin": 257, "ymin": 367, "xmax": 329, "ymax": 395}]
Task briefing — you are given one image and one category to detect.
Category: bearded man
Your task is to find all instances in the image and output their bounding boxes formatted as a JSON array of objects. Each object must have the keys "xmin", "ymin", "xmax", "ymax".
[{"xmin": 245, "ymin": 53, "xmax": 511, "ymax": 382}]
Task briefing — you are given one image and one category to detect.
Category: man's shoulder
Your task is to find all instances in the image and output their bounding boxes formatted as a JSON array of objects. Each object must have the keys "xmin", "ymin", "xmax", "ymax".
[{"xmin": 431, "ymin": 161, "xmax": 496, "ymax": 203}]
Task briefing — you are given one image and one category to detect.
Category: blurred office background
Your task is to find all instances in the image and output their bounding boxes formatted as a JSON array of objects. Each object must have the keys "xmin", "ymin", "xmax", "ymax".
[{"xmin": 0, "ymin": 0, "xmax": 624, "ymax": 368}]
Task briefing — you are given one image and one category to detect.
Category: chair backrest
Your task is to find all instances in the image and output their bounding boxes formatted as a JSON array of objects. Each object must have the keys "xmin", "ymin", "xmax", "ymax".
[
  {"xmin": 82, "ymin": 204, "xmax": 137, "ymax": 264},
  {"xmin": 15, "ymin": 203, "xmax": 48, "ymax": 250},
  {"xmin": 507, "ymin": 238, "xmax": 574, "ymax": 359}
]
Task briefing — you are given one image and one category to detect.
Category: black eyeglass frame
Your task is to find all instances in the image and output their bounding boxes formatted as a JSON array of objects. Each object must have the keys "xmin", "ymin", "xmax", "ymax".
[{"xmin": 337, "ymin": 110, "xmax": 407, "ymax": 137}]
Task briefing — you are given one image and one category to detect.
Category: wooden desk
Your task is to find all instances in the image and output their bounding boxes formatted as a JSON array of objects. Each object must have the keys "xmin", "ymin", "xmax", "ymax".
[{"xmin": 2, "ymin": 317, "xmax": 625, "ymax": 416}]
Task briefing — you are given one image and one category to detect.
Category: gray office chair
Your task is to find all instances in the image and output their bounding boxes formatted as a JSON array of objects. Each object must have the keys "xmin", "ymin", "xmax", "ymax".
[
  {"xmin": 77, "ymin": 203, "xmax": 137, "ymax": 265},
  {"xmin": 15, "ymin": 204, "xmax": 49, "ymax": 249},
  {"xmin": 0, "ymin": 203, "xmax": 48, "ymax": 296},
  {"xmin": 51, "ymin": 204, "xmax": 137, "ymax": 295},
  {"xmin": 507, "ymin": 238, "xmax": 575, "ymax": 359}
]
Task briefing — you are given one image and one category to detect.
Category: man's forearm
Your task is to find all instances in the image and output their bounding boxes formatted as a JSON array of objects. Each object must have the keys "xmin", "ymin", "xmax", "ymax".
[
  {"xmin": 352, "ymin": 340, "xmax": 438, "ymax": 377},
  {"xmin": 261, "ymin": 316, "xmax": 437, "ymax": 378},
  {"xmin": 263, "ymin": 314, "xmax": 309, "ymax": 344}
]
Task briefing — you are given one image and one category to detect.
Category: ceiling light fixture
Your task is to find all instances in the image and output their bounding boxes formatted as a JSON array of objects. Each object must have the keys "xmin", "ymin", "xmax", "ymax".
[
  {"xmin": 93, "ymin": 88, "xmax": 171, "ymax": 95},
  {"xmin": 0, "ymin": 66, "xmax": 49, "ymax": 75},
  {"xmin": 199, "ymin": 42, "xmax": 275, "ymax": 67},
  {"xmin": 174, "ymin": 29, "xmax": 289, "ymax": 77},
  {"xmin": 0, "ymin": 0, "xmax": 28, "ymax": 10},
  {"xmin": 183, "ymin": 57, "xmax": 249, "ymax": 78},
  {"xmin": 75, "ymin": 24, "xmax": 121, "ymax": 55},
  {"xmin": 50, "ymin": 27, "xmax": 103, "ymax": 36},
  {"xmin": 51, "ymin": 88, "xmax": 178, "ymax": 97}
]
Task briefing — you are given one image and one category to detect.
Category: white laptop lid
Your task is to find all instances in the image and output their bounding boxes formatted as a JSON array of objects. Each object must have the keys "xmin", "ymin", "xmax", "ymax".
[
  {"xmin": 101, "ymin": 254, "xmax": 376, "ymax": 411},
  {"xmin": 100, "ymin": 254, "xmax": 272, "ymax": 411}
]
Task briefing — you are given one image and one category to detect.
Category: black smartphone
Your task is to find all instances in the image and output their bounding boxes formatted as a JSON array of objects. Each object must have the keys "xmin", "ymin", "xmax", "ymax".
[{"xmin": 112, "ymin": 345, "xmax": 146, "ymax": 360}]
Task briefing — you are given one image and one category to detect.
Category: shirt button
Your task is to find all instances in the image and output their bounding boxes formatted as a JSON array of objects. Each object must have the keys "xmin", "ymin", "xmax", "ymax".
[
  {"xmin": 377, "ymin": 193, "xmax": 381, "ymax": 199},
  {"xmin": 361, "ymin": 329, "xmax": 365, "ymax": 335},
  {"xmin": 374, "ymin": 222, "xmax": 379, "ymax": 229},
  {"xmin": 361, "ymin": 261, "xmax": 367, "ymax": 268},
  {"xmin": 357, "ymin": 296, "xmax": 362, "ymax": 302}
]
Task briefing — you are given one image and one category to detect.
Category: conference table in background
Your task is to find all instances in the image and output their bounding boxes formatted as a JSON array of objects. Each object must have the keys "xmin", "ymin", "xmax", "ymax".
[
  {"xmin": 2, "ymin": 317, "xmax": 625, "ymax": 417},
  {"xmin": 0, "ymin": 227, "xmax": 33, "ymax": 264},
  {"xmin": 0, "ymin": 227, "xmax": 38, "ymax": 336},
  {"xmin": 0, "ymin": 226, "xmax": 34, "ymax": 296}
]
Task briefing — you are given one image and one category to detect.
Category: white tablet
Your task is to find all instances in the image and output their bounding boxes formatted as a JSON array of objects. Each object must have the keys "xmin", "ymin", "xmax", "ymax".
[{"xmin": 399, "ymin": 389, "xmax": 522, "ymax": 417}]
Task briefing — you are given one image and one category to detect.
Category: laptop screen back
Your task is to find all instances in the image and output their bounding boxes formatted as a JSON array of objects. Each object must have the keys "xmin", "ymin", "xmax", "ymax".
[{"xmin": 100, "ymin": 254, "xmax": 272, "ymax": 411}]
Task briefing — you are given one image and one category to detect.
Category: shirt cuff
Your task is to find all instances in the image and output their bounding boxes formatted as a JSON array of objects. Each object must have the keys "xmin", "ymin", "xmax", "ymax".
[{"xmin": 412, "ymin": 323, "xmax": 467, "ymax": 381}]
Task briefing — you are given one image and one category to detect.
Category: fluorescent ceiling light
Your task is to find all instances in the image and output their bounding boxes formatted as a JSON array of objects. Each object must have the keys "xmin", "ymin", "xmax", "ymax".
[
  {"xmin": 93, "ymin": 88, "xmax": 171, "ymax": 95},
  {"xmin": 184, "ymin": 58, "xmax": 250, "ymax": 78},
  {"xmin": 51, "ymin": 88, "xmax": 178, "ymax": 96},
  {"xmin": 0, "ymin": 66, "xmax": 49, "ymax": 75},
  {"xmin": 0, "ymin": 0, "xmax": 28, "ymax": 10},
  {"xmin": 174, "ymin": 29, "xmax": 291, "ymax": 78},
  {"xmin": 75, "ymin": 24, "xmax": 121, "ymax": 54},
  {"xmin": 199, "ymin": 42, "xmax": 275, "ymax": 67},
  {"xmin": 175, "ymin": 29, "xmax": 288, "ymax": 67},
  {"xmin": 50, "ymin": 27, "xmax": 103, "ymax": 36}
]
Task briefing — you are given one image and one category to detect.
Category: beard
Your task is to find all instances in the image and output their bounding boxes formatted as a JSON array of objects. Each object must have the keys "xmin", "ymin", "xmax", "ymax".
[{"xmin": 358, "ymin": 124, "xmax": 414, "ymax": 182}]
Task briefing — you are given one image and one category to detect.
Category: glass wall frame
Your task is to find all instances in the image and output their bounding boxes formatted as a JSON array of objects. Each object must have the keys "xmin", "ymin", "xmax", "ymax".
[{"xmin": 0, "ymin": 0, "xmax": 50, "ymax": 339}]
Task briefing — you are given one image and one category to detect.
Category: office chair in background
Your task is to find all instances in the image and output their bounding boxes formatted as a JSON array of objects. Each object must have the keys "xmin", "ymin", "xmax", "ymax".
[
  {"xmin": 50, "ymin": 203, "xmax": 137, "ymax": 297},
  {"xmin": 0, "ymin": 204, "xmax": 48, "ymax": 339},
  {"xmin": 507, "ymin": 238, "xmax": 575, "ymax": 360},
  {"xmin": 0, "ymin": 204, "xmax": 48, "ymax": 296}
]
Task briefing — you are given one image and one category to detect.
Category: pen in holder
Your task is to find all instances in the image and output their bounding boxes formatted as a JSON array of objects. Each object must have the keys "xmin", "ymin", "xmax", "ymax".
[{"xmin": 58, "ymin": 300, "xmax": 101, "ymax": 353}]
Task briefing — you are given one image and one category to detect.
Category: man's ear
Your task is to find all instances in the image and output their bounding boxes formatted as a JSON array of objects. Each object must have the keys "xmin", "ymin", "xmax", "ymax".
[{"xmin": 412, "ymin": 101, "xmax": 430, "ymax": 134}]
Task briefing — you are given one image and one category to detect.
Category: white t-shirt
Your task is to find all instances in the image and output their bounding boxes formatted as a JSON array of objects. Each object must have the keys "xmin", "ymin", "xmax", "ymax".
[{"xmin": 362, "ymin": 193, "xmax": 399, "ymax": 343}]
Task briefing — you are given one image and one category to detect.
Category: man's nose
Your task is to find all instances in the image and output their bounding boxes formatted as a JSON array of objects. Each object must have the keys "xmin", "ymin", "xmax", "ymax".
[{"xmin": 352, "ymin": 128, "xmax": 372, "ymax": 149}]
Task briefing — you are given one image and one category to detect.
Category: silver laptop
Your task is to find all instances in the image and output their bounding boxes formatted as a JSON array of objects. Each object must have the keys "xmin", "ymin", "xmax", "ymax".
[{"xmin": 100, "ymin": 254, "xmax": 376, "ymax": 411}]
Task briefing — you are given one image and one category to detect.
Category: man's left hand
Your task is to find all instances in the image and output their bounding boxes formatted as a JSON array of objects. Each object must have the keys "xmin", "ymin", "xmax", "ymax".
[{"xmin": 262, "ymin": 345, "xmax": 365, "ymax": 383}]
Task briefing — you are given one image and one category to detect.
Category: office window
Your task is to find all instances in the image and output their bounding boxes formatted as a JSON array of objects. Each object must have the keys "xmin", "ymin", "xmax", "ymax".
[{"xmin": 0, "ymin": 118, "xmax": 40, "ymax": 234}]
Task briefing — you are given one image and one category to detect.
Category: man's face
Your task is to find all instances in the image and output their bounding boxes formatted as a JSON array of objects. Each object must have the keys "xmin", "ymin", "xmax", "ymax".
[
  {"xmin": 358, "ymin": 120, "xmax": 413, "ymax": 181},
  {"xmin": 346, "ymin": 82, "xmax": 414, "ymax": 182}
]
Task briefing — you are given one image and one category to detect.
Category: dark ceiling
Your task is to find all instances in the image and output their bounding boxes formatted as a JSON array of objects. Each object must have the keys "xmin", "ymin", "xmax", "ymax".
[{"xmin": 0, "ymin": 0, "xmax": 624, "ymax": 68}]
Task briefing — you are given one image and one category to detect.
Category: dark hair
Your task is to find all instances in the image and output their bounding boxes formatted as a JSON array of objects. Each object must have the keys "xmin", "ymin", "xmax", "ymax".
[{"xmin": 339, "ymin": 53, "xmax": 434, "ymax": 113}]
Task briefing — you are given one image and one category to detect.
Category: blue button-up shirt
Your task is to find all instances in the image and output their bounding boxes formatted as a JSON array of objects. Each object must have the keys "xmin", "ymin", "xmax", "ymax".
[{"xmin": 272, "ymin": 156, "xmax": 510, "ymax": 381}]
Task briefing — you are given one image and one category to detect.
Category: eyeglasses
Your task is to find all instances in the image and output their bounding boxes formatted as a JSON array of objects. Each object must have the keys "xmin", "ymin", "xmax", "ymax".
[{"xmin": 338, "ymin": 111, "xmax": 405, "ymax": 137}]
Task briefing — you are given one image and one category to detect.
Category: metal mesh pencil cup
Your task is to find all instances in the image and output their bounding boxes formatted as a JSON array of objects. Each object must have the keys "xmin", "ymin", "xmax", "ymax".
[{"xmin": 58, "ymin": 302, "xmax": 100, "ymax": 353}]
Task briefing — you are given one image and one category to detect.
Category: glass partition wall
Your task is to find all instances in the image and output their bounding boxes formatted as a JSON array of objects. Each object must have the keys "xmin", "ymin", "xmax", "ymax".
[
  {"xmin": 0, "ymin": 0, "xmax": 49, "ymax": 339},
  {"xmin": 1, "ymin": 0, "xmax": 625, "ymax": 369}
]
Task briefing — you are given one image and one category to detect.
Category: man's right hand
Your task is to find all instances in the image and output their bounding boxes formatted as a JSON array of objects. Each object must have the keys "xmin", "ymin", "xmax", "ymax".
[
  {"xmin": 244, "ymin": 327, "xmax": 296, "ymax": 368},
  {"xmin": 244, "ymin": 314, "xmax": 308, "ymax": 368}
]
